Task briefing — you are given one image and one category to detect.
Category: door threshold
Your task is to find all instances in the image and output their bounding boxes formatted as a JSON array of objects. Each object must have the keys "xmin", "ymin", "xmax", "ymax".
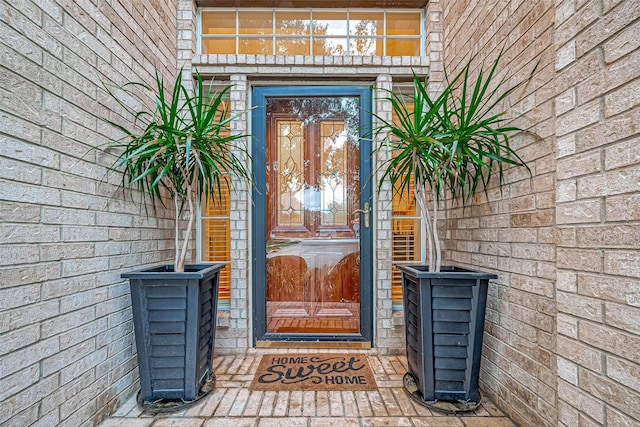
[{"xmin": 256, "ymin": 340, "xmax": 371, "ymax": 349}]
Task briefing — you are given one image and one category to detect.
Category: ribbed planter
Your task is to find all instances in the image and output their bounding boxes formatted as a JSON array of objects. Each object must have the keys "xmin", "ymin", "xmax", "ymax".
[
  {"xmin": 123, "ymin": 263, "xmax": 224, "ymax": 404},
  {"xmin": 398, "ymin": 265, "xmax": 496, "ymax": 405}
]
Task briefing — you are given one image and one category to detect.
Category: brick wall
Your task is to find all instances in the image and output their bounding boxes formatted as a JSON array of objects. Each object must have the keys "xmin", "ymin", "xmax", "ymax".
[
  {"xmin": 441, "ymin": 0, "xmax": 640, "ymax": 426},
  {"xmin": 0, "ymin": 1, "xmax": 177, "ymax": 426},
  {"xmin": 374, "ymin": 73, "xmax": 400, "ymax": 353},
  {"xmin": 554, "ymin": 0, "xmax": 640, "ymax": 425},
  {"xmin": 442, "ymin": 1, "xmax": 557, "ymax": 426}
]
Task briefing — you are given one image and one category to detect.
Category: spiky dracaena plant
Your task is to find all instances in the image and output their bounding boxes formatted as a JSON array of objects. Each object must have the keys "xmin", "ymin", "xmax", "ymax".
[
  {"xmin": 373, "ymin": 52, "xmax": 531, "ymax": 272},
  {"xmin": 104, "ymin": 69, "xmax": 250, "ymax": 272}
]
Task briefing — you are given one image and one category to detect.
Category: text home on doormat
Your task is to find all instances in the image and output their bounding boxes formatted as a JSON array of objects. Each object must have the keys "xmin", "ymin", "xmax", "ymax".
[{"xmin": 249, "ymin": 354, "xmax": 378, "ymax": 391}]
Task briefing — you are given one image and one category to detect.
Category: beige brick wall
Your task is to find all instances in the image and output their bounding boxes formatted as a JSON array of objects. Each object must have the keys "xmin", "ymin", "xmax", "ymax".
[
  {"xmin": 442, "ymin": 0, "xmax": 640, "ymax": 426},
  {"xmin": 442, "ymin": 4, "xmax": 557, "ymax": 425},
  {"xmin": 374, "ymin": 74, "xmax": 400, "ymax": 353},
  {"xmin": 554, "ymin": 0, "xmax": 640, "ymax": 425},
  {"xmin": 4, "ymin": 1, "xmax": 638, "ymax": 425},
  {"xmin": 0, "ymin": 1, "xmax": 177, "ymax": 426}
]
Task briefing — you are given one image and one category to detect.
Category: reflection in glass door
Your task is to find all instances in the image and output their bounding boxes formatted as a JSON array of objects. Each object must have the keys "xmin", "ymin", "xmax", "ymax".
[{"xmin": 252, "ymin": 86, "xmax": 372, "ymax": 342}]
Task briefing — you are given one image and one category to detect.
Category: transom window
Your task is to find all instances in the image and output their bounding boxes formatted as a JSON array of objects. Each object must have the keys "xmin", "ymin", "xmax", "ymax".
[{"xmin": 198, "ymin": 9, "xmax": 423, "ymax": 56}]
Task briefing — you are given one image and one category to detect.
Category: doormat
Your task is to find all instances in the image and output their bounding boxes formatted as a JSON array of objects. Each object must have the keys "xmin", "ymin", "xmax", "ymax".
[{"xmin": 249, "ymin": 354, "xmax": 377, "ymax": 391}]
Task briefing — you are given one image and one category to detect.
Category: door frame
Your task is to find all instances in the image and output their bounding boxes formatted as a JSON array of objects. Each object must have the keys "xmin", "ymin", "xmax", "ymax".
[{"xmin": 251, "ymin": 85, "xmax": 373, "ymax": 344}]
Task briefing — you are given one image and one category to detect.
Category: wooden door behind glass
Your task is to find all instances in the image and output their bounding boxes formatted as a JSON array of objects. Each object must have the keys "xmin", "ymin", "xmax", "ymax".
[{"xmin": 265, "ymin": 97, "xmax": 361, "ymax": 334}]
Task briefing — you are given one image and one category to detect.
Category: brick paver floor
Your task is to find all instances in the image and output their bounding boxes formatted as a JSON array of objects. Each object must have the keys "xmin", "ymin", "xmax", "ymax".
[{"xmin": 100, "ymin": 349, "xmax": 516, "ymax": 427}]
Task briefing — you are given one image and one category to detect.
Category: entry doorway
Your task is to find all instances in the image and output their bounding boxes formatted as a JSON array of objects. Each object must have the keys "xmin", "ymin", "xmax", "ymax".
[{"xmin": 252, "ymin": 86, "xmax": 373, "ymax": 344}]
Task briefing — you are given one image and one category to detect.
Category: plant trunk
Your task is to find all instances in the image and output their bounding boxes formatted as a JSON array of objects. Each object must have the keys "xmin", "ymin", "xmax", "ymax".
[
  {"xmin": 174, "ymin": 153, "xmax": 198, "ymax": 273},
  {"xmin": 431, "ymin": 187, "xmax": 441, "ymax": 272},
  {"xmin": 174, "ymin": 196, "xmax": 181, "ymax": 272},
  {"xmin": 176, "ymin": 193, "xmax": 195, "ymax": 273},
  {"xmin": 414, "ymin": 186, "xmax": 433, "ymax": 271}
]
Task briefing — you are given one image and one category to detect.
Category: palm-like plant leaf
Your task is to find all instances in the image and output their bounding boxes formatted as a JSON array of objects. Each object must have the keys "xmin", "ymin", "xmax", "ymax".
[
  {"xmin": 103, "ymin": 68, "xmax": 251, "ymax": 272},
  {"xmin": 373, "ymin": 51, "xmax": 532, "ymax": 271}
]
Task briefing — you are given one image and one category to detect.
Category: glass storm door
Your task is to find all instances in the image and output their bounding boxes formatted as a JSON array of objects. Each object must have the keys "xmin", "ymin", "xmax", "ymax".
[{"xmin": 252, "ymin": 86, "xmax": 372, "ymax": 343}]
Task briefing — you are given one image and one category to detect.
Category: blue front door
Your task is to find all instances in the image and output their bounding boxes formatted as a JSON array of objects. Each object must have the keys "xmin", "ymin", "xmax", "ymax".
[{"xmin": 252, "ymin": 86, "xmax": 373, "ymax": 344}]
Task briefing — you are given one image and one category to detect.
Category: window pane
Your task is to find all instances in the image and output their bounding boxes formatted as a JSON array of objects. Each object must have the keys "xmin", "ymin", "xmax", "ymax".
[
  {"xmin": 320, "ymin": 121, "xmax": 348, "ymax": 226},
  {"xmin": 239, "ymin": 37, "xmax": 272, "ymax": 54},
  {"xmin": 238, "ymin": 11, "xmax": 273, "ymax": 35},
  {"xmin": 386, "ymin": 12, "xmax": 421, "ymax": 36},
  {"xmin": 277, "ymin": 121, "xmax": 305, "ymax": 226},
  {"xmin": 202, "ymin": 38, "xmax": 236, "ymax": 54},
  {"xmin": 200, "ymin": 9, "xmax": 424, "ymax": 57},
  {"xmin": 202, "ymin": 11, "xmax": 235, "ymax": 35},
  {"xmin": 202, "ymin": 218, "xmax": 230, "ymax": 259},
  {"xmin": 276, "ymin": 38, "xmax": 310, "ymax": 55},
  {"xmin": 276, "ymin": 11, "xmax": 310, "ymax": 35},
  {"xmin": 312, "ymin": 11, "xmax": 347, "ymax": 36},
  {"xmin": 313, "ymin": 38, "xmax": 347, "ymax": 56},
  {"xmin": 350, "ymin": 37, "xmax": 381, "ymax": 56},
  {"xmin": 202, "ymin": 173, "xmax": 232, "ymax": 312},
  {"xmin": 386, "ymin": 38, "xmax": 420, "ymax": 56},
  {"xmin": 349, "ymin": 12, "xmax": 383, "ymax": 36},
  {"xmin": 390, "ymin": 96, "xmax": 421, "ymax": 311},
  {"xmin": 202, "ymin": 218, "xmax": 232, "ymax": 312}
]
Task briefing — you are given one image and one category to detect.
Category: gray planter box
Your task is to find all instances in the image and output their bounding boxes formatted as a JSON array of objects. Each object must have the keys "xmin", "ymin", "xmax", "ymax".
[
  {"xmin": 123, "ymin": 263, "xmax": 224, "ymax": 403},
  {"xmin": 398, "ymin": 265, "xmax": 496, "ymax": 403}
]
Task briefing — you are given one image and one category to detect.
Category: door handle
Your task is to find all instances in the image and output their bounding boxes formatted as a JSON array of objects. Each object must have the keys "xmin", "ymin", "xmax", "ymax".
[{"xmin": 352, "ymin": 202, "xmax": 370, "ymax": 228}]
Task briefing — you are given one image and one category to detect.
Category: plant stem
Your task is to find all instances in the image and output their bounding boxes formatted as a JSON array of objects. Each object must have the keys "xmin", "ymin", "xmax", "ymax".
[
  {"xmin": 432, "ymin": 186, "xmax": 441, "ymax": 272},
  {"xmin": 177, "ymin": 191, "xmax": 195, "ymax": 273},
  {"xmin": 173, "ymin": 195, "xmax": 180, "ymax": 271},
  {"xmin": 176, "ymin": 158, "xmax": 199, "ymax": 273},
  {"xmin": 415, "ymin": 186, "xmax": 433, "ymax": 271}
]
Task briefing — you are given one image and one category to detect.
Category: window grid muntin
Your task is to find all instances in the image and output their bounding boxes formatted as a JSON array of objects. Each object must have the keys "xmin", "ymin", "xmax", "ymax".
[{"xmin": 198, "ymin": 8, "xmax": 424, "ymax": 56}]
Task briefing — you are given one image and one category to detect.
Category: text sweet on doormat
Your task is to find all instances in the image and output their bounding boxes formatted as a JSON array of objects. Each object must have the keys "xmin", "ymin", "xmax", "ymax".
[{"xmin": 249, "ymin": 354, "xmax": 377, "ymax": 391}]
